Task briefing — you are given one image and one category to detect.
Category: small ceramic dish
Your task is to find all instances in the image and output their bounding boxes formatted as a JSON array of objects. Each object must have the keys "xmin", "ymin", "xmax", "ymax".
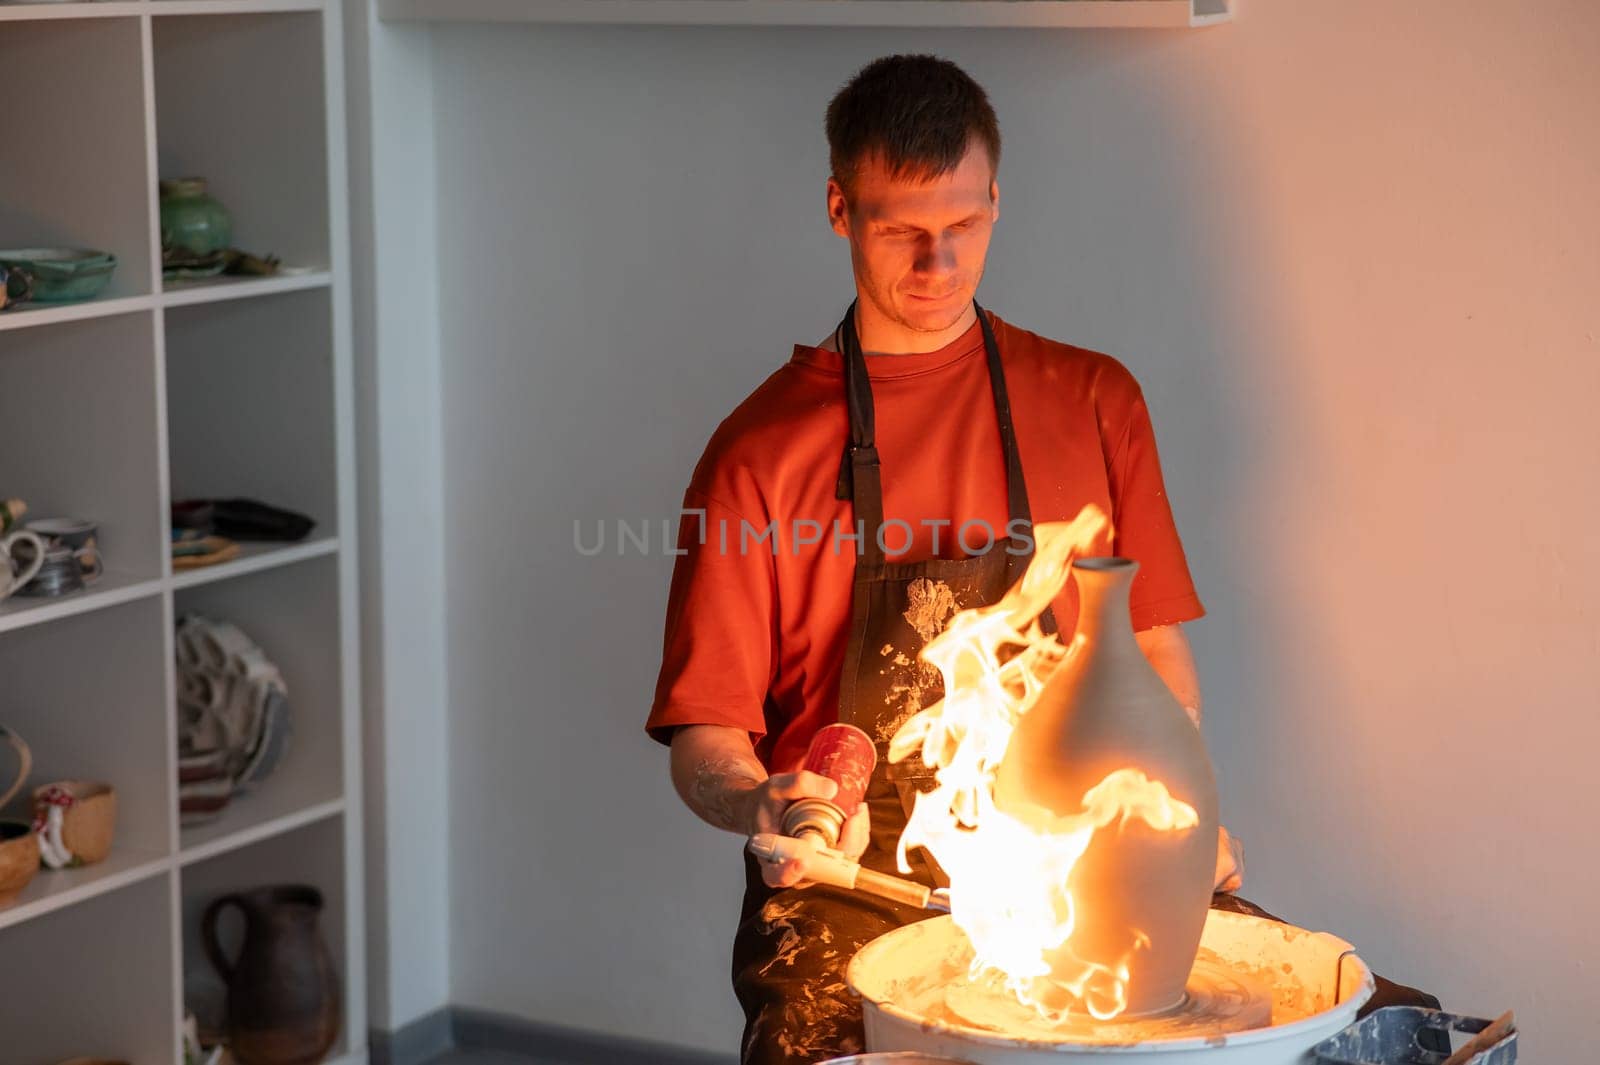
[
  {"xmin": 25, "ymin": 517, "xmax": 97, "ymax": 549},
  {"xmin": 0, "ymin": 249, "xmax": 117, "ymax": 303},
  {"xmin": 0, "ymin": 820, "xmax": 40, "ymax": 905}
]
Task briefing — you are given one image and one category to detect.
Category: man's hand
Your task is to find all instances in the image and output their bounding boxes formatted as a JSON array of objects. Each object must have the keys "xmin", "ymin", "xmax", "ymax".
[
  {"xmin": 668, "ymin": 724, "xmax": 871, "ymax": 889},
  {"xmin": 754, "ymin": 793, "xmax": 869, "ymax": 890},
  {"xmin": 1214, "ymin": 825, "xmax": 1244, "ymax": 893}
]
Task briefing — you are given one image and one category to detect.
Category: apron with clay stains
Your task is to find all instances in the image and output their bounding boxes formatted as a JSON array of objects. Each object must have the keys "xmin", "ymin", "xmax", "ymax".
[{"xmin": 732, "ymin": 297, "xmax": 1057, "ymax": 1064}]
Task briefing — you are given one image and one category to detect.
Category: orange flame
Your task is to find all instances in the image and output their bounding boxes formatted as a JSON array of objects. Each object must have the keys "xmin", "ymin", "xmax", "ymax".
[{"xmin": 888, "ymin": 505, "xmax": 1198, "ymax": 1022}]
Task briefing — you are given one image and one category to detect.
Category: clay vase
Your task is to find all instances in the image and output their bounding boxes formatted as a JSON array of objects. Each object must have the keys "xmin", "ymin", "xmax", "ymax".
[
  {"xmin": 204, "ymin": 884, "xmax": 341, "ymax": 1065},
  {"xmin": 991, "ymin": 557, "xmax": 1218, "ymax": 1017},
  {"xmin": 159, "ymin": 178, "xmax": 233, "ymax": 257}
]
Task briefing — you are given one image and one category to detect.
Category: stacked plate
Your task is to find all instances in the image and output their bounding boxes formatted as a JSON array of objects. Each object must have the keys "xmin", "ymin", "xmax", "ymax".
[{"xmin": 175, "ymin": 615, "xmax": 292, "ymax": 825}]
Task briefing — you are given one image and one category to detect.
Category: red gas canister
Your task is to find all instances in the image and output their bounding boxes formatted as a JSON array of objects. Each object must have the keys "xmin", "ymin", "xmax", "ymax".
[{"xmin": 781, "ymin": 723, "xmax": 876, "ymax": 846}]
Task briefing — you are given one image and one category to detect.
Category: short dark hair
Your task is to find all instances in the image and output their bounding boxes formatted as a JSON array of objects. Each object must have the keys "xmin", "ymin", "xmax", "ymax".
[{"xmin": 825, "ymin": 54, "xmax": 1001, "ymax": 201}]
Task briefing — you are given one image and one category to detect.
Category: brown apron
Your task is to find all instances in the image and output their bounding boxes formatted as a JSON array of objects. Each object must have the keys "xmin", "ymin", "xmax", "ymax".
[{"xmin": 731, "ymin": 297, "xmax": 1055, "ymax": 1064}]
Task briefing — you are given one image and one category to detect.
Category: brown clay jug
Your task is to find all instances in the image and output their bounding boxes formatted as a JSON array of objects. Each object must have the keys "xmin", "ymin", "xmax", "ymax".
[
  {"xmin": 203, "ymin": 884, "xmax": 341, "ymax": 1064},
  {"xmin": 992, "ymin": 557, "xmax": 1218, "ymax": 1017}
]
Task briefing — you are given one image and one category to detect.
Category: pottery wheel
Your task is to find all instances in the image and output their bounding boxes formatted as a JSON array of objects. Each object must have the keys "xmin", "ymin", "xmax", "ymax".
[{"xmin": 941, "ymin": 949, "xmax": 1272, "ymax": 1044}]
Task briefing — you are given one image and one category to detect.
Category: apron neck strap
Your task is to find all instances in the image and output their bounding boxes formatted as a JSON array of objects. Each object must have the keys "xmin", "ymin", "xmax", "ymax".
[
  {"xmin": 838, "ymin": 299, "xmax": 1036, "ymax": 521},
  {"xmin": 832, "ymin": 297, "xmax": 1044, "ymax": 579}
]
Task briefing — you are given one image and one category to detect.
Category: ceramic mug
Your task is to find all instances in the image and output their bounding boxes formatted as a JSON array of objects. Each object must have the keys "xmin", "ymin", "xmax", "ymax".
[
  {"xmin": 26, "ymin": 518, "xmax": 103, "ymax": 585},
  {"xmin": 1, "ymin": 529, "xmax": 45, "ymax": 600},
  {"xmin": 32, "ymin": 780, "xmax": 117, "ymax": 868},
  {"xmin": 0, "ymin": 264, "xmax": 32, "ymax": 312},
  {"xmin": 18, "ymin": 545, "xmax": 87, "ymax": 597}
]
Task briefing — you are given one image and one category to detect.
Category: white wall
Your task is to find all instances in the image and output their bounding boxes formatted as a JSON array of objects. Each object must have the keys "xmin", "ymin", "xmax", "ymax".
[{"xmin": 422, "ymin": 2, "xmax": 1598, "ymax": 1056}]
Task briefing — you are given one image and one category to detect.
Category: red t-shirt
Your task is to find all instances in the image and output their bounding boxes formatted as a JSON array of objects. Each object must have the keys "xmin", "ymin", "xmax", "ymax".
[{"xmin": 646, "ymin": 309, "xmax": 1203, "ymax": 773}]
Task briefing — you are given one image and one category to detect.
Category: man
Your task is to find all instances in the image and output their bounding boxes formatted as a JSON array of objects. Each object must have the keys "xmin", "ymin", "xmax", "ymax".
[{"xmin": 647, "ymin": 54, "xmax": 1236, "ymax": 1063}]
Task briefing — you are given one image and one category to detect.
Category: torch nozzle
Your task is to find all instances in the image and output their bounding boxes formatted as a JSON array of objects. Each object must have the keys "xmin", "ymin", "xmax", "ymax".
[{"xmin": 745, "ymin": 833, "xmax": 945, "ymax": 912}]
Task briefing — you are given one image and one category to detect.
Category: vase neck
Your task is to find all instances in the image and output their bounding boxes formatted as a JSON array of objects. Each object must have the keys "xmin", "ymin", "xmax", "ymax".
[{"xmin": 1070, "ymin": 557, "xmax": 1139, "ymax": 645}]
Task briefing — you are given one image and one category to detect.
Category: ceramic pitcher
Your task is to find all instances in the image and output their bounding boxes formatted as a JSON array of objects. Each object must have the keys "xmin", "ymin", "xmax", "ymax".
[{"xmin": 203, "ymin": 884, "xmax": 341, "ymax": 1064}]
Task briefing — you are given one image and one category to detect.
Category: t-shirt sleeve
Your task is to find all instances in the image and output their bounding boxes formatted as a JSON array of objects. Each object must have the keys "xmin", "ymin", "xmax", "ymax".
[
  {"xmin": 645, "ymin": 486, "xmax": 776, "ymax": 747},
  {"xmin": 1101, "ymin": 365, "xmax": 1206, "ymax": 632}
]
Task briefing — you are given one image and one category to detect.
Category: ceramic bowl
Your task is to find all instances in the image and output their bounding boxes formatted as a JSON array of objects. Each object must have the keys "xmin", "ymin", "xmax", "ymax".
[
  {"xmin": 0, "ymin": 820, "xmax": 40, "ymax": 905},
  {"xmin": 0, "ymin": 249, "xmax": 117, "ymax": 303},
  {"xmin": 178, "ymin": 776, "xmax": 234, "ymax": 825}
]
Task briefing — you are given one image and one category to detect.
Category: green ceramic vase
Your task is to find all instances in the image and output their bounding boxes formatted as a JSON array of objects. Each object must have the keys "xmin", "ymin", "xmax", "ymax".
[{"xmin": 160, "ymin": 178, "xmax": 233, "ymax": 256}]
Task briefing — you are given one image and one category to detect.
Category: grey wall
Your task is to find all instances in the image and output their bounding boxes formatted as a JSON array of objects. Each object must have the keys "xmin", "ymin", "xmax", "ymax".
[{"xmin": 429, "ymin": 3, "xmax": 1599, "ymax": 1056}]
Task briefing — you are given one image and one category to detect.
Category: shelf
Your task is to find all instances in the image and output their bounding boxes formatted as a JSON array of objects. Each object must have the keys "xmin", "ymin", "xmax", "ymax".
[
  {"xmin": 0, "ymin": 2, "xmax": 145, "ymax": 22},
  {"xmin": 0, "ymin": 1, "xmax": 361, "ymax": 1057},
  {"xmin": 153, "ymin": 0, "xmax": 328, "ymax": 13},
  {"xmin": 170, "ymin": 535, "xmax": 340, "ymax": 589},
  {"xmin": 179, "ymin": 793, "xmax": 343, "ymax": 866},
  {"xmin": 0, "ymin": 1, "xmax": 327, "ymax": 20},
  {"xmin": 0, "ymin": 572, "xmax": 163, "ymax": 635},
  {"xmin": 0, "ymin": 294, "xmax": 154, "ymax": 332},
  {"xmin": 0, "ymin": 846, "xmax": 169, "ymax": 933},
  {"xmin": 161, "ymin": 268, "xmax": 332, "ymax": 308},
  {"xmin": 379, "ymin": 0, "xmax": 1232, "ymax": 28}
]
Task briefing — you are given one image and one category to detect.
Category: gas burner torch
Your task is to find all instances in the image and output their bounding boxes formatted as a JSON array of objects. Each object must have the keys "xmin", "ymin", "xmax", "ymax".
[{"xmin": 746, "ymin": 723, "xmax": 951, "ymax": 914}]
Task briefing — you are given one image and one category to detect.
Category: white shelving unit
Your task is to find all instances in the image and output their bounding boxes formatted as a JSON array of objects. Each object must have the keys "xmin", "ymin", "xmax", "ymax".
[
  {"xmin": 0, "ymin": 3, "xmax": 364, "ymax": 1062},
  {"xmin": 377, "ymin": 0, "xmax": 1233, "ymax": 28}
]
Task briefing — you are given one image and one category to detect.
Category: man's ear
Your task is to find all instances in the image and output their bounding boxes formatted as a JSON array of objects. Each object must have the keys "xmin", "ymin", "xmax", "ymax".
[
  {"xmin": 826, "ymin": 177, "xmax": 850, "ymax": 238},
  {"xmin": 991, "ymin": 177, "xmax": 1001, "ymax": 222}
]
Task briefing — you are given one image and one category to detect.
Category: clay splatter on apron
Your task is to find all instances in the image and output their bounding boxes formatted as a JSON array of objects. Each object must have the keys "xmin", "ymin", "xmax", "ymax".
[{"xmin": 872, "ymin": 577, "xmax": 958, "ymax": 743}]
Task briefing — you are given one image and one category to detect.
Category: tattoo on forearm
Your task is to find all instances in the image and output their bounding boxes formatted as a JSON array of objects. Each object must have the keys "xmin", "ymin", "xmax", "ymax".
[{"xmin": 692, "ymin": 757, "xmax": 763, "ymax": 833}]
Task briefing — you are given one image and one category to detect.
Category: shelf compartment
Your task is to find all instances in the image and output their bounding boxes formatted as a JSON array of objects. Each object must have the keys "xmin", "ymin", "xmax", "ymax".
[
  {"xmin": 181, "ymin": 813, "xmax": 350, "ymax": 1057},
  {"xmin": 0, "ymin": 873, "xmax": 177, "ymax": 1063},
  {"xmin": 0, "ymin": 312, "xmax": 168, "ymax": 581},
  {"xmin": 152, "ymin": 10, "xmax": 331, "ymax": 274},
  {"xmin": 171, "ymin": 535, "xmax": 340, "ymax": 590},
  {"xmin": 165, "ymin": 287, "xmax": 339, "ymax": 534},
  {"xmin": 174, "ymin": 554, "xmax": 345, "ymax": 860},
  {"xmin": 0, "ymin": 596, "xmax": 175, "ymax": 855},
  {"xmin": 0, "ymin": 16, "xmax": 155, "ymax": 298}
]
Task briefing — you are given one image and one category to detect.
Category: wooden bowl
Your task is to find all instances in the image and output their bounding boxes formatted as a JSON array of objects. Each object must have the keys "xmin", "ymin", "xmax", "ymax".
[
  {"xmin": 0, "ymin": 820, "xmax": 40, "ymax": 905},
  {"xmin": 33, "ymin": 781, "xmax": 117, "ymax": 866}
]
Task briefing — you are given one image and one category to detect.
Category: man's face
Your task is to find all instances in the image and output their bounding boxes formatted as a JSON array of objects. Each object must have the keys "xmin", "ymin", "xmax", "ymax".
[{"xmin": 828, "ymin": 139, "xmax": 999, "ymax": 337}]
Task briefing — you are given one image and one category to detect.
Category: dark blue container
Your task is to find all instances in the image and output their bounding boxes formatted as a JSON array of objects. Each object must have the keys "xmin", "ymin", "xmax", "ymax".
[{"xmin": 1312, "ymin": 1006, "xmax": 1516, "ymax": 1065}]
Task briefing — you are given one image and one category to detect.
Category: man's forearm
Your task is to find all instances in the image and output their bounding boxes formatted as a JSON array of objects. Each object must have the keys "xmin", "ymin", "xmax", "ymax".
[
  {"xmin": 669, "ymin": 724, "xmax": 767, "ymax": 834},
  {"xmin": 1136, "ymin": 623, "xmax": 1202, "ymax": 725}
]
